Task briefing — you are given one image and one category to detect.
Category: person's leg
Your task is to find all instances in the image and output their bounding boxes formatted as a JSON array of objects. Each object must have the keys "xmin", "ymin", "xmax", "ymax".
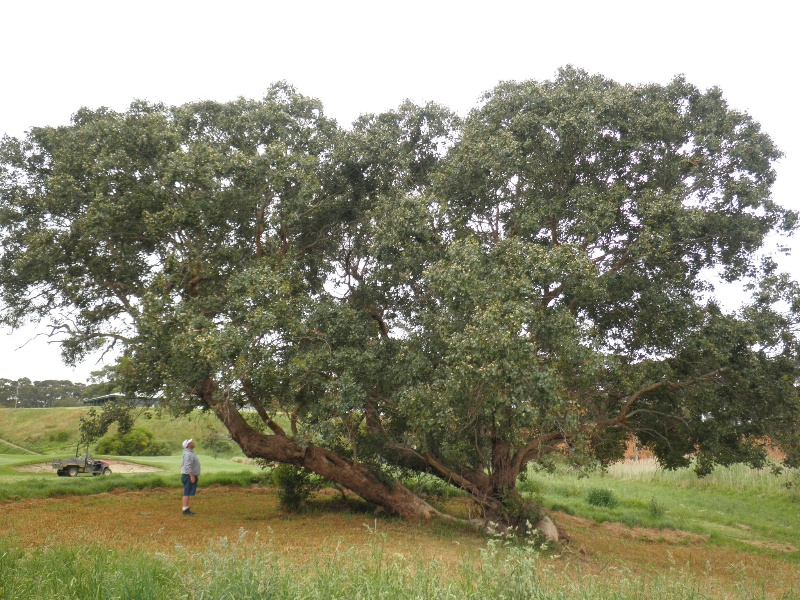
[{"xmin": 181, "ymin": 475, "xmax": 195, "ymax": 515}]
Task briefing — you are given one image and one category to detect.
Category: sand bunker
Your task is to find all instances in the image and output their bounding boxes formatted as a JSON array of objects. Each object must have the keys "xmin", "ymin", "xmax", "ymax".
[{"xmin": 13, "ymin": 460, "xmax": 163, "ymax": 474}]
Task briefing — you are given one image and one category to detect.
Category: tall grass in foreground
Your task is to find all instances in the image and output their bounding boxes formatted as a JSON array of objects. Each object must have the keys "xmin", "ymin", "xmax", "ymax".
[{"xmin": 0, "ymin": 533, "xmax": 792, "ymax": 600}]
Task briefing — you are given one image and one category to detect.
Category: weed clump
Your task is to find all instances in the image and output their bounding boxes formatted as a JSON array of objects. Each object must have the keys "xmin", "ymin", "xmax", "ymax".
[
  {"xmin": 648, "ymin": 495, "xmax": 666, "ymax": 518},
  {"xmin": 586, "ymin": 487, "xmax": 618, "ymax": 508}
]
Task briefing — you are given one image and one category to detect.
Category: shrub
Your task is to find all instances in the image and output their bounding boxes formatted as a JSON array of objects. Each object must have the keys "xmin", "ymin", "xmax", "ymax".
[
  {"xmin": 94, "ymin": 436, "xmax": 122, "ymax": 455},
  {"xmin": 517, "ymin": 477, "xmax": 543, "ymax": 498},
  {"xmin": 48, "ymin": 431, "xmax": 71, "ymax": 443},
  {"xmin": 95, "ymin": 426, "xmax": 171, "ymax": 456},
  {"xmin": 271, "ymin": 464, "xmax": 322, "ymax": 512},
  {"xmin": 586, "ymin": 487, "xmax": 618, "ymax": 508},
  {"xmin": 199, "ymin": 429, "xmax": 234, "ymax": 458}
]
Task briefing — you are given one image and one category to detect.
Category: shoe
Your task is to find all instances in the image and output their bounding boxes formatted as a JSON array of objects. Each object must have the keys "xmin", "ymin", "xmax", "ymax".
[{"xmin": 182, "ymin": 509, "xmax": 196, "ymax": 516}]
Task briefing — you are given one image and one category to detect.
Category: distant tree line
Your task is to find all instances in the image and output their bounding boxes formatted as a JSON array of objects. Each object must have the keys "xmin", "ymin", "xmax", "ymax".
[{"xmin": 0, "ymin": 378, "xmax": 104, "ymax": 408}]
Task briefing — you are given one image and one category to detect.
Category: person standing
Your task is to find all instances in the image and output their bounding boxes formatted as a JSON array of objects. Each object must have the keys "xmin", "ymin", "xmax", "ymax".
[{"xmin": 181, "ymin": 438, "xmax": 201, "ymax": 516}]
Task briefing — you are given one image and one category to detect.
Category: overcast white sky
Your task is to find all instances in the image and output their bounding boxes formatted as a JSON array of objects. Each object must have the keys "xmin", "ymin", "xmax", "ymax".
[{"xmin": 1, "ymin": 0, "xmax": 797, "ymax": 382}]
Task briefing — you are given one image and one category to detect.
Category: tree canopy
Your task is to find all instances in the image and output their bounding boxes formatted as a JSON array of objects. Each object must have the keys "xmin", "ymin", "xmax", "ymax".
[{"xmin": 2, "ymin": 68, "xmax": 799, "ymax": 526}]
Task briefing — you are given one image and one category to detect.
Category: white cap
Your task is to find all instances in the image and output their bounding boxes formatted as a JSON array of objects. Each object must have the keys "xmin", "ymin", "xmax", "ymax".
[{"xmin": 182, "ymin": 439, "xmax": 193, "ymax": 449}]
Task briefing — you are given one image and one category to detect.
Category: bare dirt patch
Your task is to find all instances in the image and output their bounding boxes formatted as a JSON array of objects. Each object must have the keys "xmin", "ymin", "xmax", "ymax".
[
  {"xmin": 557, "ymin": 512, "xmax": 710, "ymax": 545},
  {"xmin": 13, "ymin": 460, "xmax": 162, "ymax": 474}
]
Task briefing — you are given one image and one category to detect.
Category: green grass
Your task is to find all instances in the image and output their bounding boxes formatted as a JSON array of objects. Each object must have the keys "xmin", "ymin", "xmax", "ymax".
[
  {"xmin": 0, "ymin": 407, "xmax": 241, "ymax": 455},
  {"xmin": 2, "ymin": 451, "xmax": 799, "ymax": 561},
  {"xmin": 523, "ymin": 458, "xmax": 800, "ymax": 560},
  {"xmin": 0, "ymin": 453, "xmax": 798, "ymax": 597},
  {"xmin": 0, "ymin": 532, "xmax": 784, "ymax": 600},
  {"xmin": 1, "ymin": 411, "xmax": 799, "ymax": 596},
  {"xmin": 0, "ymin": 453, "xmax": 266, "ymax": 501},
  {"xmin": 0, "ymin": 469, "xmax": 265, "ymax": 502},
  {"xmin": 0, "ymin": 452, "xmax": 261, "ymax": 474}
]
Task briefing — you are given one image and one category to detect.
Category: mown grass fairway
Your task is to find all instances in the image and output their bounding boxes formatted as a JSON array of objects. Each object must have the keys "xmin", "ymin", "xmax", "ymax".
[{"xmin": 1, "ymin": 452, "xmax": 799, "ymax": 598}]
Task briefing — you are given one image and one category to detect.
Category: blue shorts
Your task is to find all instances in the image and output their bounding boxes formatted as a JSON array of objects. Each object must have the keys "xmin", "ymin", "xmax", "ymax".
[{"xmin": 181, "ymin": 474, "xmax": 198, "ymax": 497}]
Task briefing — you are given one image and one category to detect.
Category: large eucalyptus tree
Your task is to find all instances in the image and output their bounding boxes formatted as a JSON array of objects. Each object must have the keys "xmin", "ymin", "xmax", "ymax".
[{"xmin": 2, "ymin": 69, "xmax": 798, "ymax": 526}]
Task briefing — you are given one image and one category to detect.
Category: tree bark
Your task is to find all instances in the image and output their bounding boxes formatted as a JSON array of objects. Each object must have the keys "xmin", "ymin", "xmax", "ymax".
[
  {"xmin": 197, "ymin": 381, "xmax": 547, "ymax": 529},
  {"xmin": 490, "ymin": 439, "xmax": 517, "ymax": 493},
  {"xmin": 483, "ymin": 438, "xmax": 541, "ymax": 528},
  {"xmin": 381, "ymin": 436, "xmax": 536, "ymax": 526},
  {"xmin": 200, "ymin": 384, "xmax": 441, "ymax": 520}
]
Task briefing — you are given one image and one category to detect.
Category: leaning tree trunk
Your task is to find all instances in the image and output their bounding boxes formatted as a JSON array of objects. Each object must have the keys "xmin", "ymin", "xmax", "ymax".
[
  {"xmin": 482, "ymin": 438, "xmax": 547, "ymax": 532},
  {"xmin": 203, "ymin": 391, "xmax": 441, "ymax": 520}
]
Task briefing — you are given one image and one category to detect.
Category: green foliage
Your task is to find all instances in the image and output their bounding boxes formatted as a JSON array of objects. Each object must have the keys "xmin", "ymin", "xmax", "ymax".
[
  {"xmin": 516, "ymin": 477, "xmax": 544, "ymax": 503},
  {"xmin": 95, "ymin": 426, "xmax": 171, "ymax": 456},
  {"xmin": 0, "ymin": 533, "xmax": 790, "ymax": 599},
  {"xmin": 648, "ymin": 496, "xmax": 666, "ymax": 518},
  {"xmin": 199, "ymin": 428, "xmax": 234, "ymax": 458},
  {"xmin": 0, "ymin": 466, "xmax": 263, "ymax": 502},
  {"xmin": 48, "ymin": 431, "xmax": 70, "ymax": 443},
  {"xmin": 586, "ymin": 487, "xmax": 619, "ymax": 508},
  {"xmin": 0, "ymin": 378, "xmax": 85, "ymax": 408},
  {"xmin": 402, "ymin": 473, "xmax": 465, "ymax": 499},
  {"xmin": 1, "ymin": 69, "xmax": 798, "ymax": 522},
  {"xmin": 79, "ymin": 399, "xmax": 137, "ymax": 451},
  {"xmin": 271, "ymin": 464, "xmax": 323, "ymax": 512}
]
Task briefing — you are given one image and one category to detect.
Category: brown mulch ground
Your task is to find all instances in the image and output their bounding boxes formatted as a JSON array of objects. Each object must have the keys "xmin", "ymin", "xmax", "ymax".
[
  {"xmin": 1, "ymin": 486, "xmax": 798, "ymax": 598},
  {"xmin": 0, "ymin": 486, "xmax": 483, "ymax": 565}
]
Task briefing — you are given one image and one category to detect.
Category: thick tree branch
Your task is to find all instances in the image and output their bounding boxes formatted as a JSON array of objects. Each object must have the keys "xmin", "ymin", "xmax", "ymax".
[
  {"xmin": 514, "ymin": 431, "xmax": 569, "ymax": 472},
  {"xmin": 387, "ymin": 442, "xmax": 499, "ymax": 511},
  {"xmin": 242, "ymin": 380, "xmax": 287, "ymax": 437},
  {"xmin": 195, "ymin": 378, "xmax": 447, "ymax": 520},
  {"xmin": 607, "ymin": 369, "xmax": 723, "ymax": 427},
  {"xmin": 101, "ymin": 280, "xmax": 135, "ymax": 314},
  {"xmin": 369, "ymin": 305, "xmax": 389, "ymax": 337},
  {"xmin": 255, "ymin": 198, "xmax": 268, "ymax": 258}
]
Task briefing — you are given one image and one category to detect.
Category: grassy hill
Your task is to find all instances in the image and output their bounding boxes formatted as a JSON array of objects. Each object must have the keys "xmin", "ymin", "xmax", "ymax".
[{"xmin": 0, "ymin": 407, "xmax": 240, "ymax": 456}]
